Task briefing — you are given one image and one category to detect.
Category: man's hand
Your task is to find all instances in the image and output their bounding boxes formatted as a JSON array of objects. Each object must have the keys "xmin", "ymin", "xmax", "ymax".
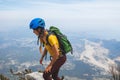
[
  {"xmin": 45, "ymin": 65, "xmax": 52, "ymax": 73},
  {"xmin": 39, "ymin": 48, "xmax": 47, "ymax": 65},
  {"xmin": 39, "ymin": 58, "xmax": 43, "ymax": 65}
]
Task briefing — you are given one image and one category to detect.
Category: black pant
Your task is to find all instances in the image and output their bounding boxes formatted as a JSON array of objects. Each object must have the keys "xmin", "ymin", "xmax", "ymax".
[{"xmin": 43, "ymin": 55, "xmax": 66, "ymax": 80}]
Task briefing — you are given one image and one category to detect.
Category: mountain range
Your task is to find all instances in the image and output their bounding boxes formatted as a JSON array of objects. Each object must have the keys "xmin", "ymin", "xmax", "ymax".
[{"xmin": 0, "ymin": 31, "xmax": 120, "ymax": 80}]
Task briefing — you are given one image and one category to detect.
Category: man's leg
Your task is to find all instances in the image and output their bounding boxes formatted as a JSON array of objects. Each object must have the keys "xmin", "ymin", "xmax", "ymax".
[
  {"xmin": 43, "ymin": 72, "xmax": 52, "ymax": 80},
  {"xmin": 52, "ymin": 68, "xmax": 60, "ymax": 80},
  {"xmin": 51, "ymin": 55, "xmax": 66, "ymax": 80},
  {"xmin": 43, "ymin": 55, "xmax": 66, "ymax": 80}
]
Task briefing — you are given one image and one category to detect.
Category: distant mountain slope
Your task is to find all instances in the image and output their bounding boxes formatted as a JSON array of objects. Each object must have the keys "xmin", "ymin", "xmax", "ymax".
[
  {"xmin": 79, "ymin": 39, "xmax": 115, "ymax": 71},
  {"xmin": 0, "ymin": 35, "xmax": 120, "ymax": 80}
]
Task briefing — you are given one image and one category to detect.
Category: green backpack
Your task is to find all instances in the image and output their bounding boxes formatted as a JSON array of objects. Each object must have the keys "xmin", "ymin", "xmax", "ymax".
[{"xmin": 46, "ymin": 26, "xmax": 73, "ymax": 55}]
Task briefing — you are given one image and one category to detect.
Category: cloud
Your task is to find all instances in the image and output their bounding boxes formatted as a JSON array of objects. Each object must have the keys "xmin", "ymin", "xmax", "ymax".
[{"xmin": 0, "ymin": 0, "xmax": 120, "ymax": 40}]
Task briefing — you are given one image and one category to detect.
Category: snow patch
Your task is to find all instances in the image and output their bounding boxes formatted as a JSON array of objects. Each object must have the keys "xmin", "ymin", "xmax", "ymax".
[
  {"xmin": 17, "ymin": 61, "xmax": 39, "ymax": 71},
  {"xmin": 114, "ymin": 57, "xmax": 120, "ymax": 62},
  {"xmin": 61, "ymin": 61, "xmax": 75, "ymax": 70},
  {"xmin": 79, "ymin": 40, "xmax": 115, "ymax": 71},
  {"xmin": 25, "ymin": 72, "xmax": 83, "ymax": 80},
  {"xmin": 25, "ymin": 72, "xmax": 43, "ymax": 80}
]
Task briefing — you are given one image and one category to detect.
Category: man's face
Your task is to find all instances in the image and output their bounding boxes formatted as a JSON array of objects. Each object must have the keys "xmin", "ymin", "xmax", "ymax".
[
  {"xmin": 33, "ymin": 29, "xmax": 39, "ymax": 36},
  {"xmin": 33, "ymin": 28, "xmax": 43, "ymax": 37}
]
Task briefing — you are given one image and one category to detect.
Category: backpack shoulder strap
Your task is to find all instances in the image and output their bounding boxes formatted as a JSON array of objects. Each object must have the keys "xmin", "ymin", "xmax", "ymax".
[
  {"xmin": 46, "ymin": 31, "xmax": 54, "ymax": 60},
  {"xmin": 46, "ymin": 31, "xmax": 53, "ymax": 46}
]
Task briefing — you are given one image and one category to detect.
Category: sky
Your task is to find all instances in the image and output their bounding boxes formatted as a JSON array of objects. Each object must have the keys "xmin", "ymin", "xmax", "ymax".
[{"xmin": 0, "ymin": 0, "xmax": 120, "ymax": 40}]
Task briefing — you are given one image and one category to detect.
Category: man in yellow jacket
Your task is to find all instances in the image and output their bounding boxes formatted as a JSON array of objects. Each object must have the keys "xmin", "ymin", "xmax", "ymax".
[{"xmin": 29, "ymin": 18, "xmax": 66, "ymax": 80}]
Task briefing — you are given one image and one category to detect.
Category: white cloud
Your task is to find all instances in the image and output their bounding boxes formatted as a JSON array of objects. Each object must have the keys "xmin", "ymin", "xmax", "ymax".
[
  {"xmin": 1, "ymin": 1, "xmax": 120, "ymax": 26},
  {"xmin": 0, "ymin": 0, "xmax": 120, "ymax": 39}
]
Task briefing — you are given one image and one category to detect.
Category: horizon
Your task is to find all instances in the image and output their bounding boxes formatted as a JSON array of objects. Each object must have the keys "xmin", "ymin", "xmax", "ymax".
[{"xmin": 0, "ymin": 0, "xmax": 120, "ymax": 40}]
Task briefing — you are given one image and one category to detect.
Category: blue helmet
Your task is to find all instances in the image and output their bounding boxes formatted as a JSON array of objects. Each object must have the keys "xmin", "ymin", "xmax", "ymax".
[{"xmin": 29, "ymin": 18, "xmax": 45, "ymax": 29}]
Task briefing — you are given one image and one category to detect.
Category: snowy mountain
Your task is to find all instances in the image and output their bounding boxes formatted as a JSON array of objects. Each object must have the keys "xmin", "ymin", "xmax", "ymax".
[{"xmin": 79, "ymin": 39, "xmax": 115, "ymax": 72}]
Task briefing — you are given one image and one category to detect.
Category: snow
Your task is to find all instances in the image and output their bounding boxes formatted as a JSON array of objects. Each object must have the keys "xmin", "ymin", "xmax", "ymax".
[
  {"xmin": 61, "ymin": 61, "xmax": 75, "ymax": 70},
  {"xmin": 25, "ymin": 72, "xmax": 44, "ymax": 80},
  {"xmin": 16, "ymin": 61, "xmax": 40, "ymax": 71},
  {"xmin": 79, "ymin": 40, "xmax": 115, "ymax": 71},
  {"xmin": 114, "ymin": 57, "xmax": 120, "ymax": 62},
  {"xmin": 25, "ymin": 72, "xmax": 83, "ymax": 80}
]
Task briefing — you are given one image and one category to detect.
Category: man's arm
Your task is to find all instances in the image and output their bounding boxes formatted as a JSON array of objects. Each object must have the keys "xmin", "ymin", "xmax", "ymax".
[{"xmin": 40, "ymin": 48, "xmax": 47, "ymax": 65}]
